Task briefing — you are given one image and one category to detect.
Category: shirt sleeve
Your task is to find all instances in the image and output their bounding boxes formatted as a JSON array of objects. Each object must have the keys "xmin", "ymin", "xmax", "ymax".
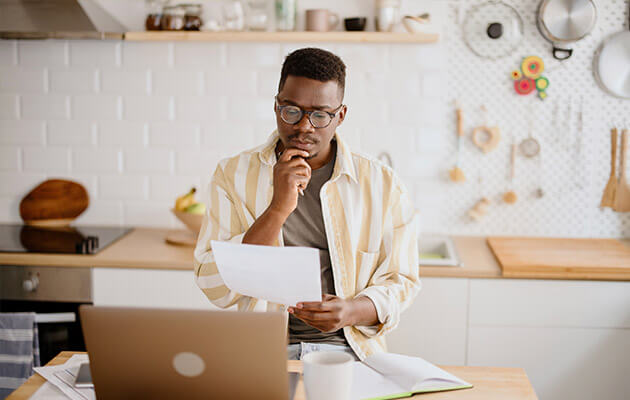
[
  {"xmin": 353, "ymin": 179, "xmax": 421, "ymax": 338},
  {"xmin": 193, "ymin": 163, "xmax": 250, "ymax": 309}
]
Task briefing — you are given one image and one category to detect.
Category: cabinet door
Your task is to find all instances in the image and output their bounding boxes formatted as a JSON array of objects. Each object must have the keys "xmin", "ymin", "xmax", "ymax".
[
  {"xmin": 468, "ymin": 326, "xmax": 630, "ymax": 400},
  {"xmin": 386, "ymin": 277, "xmax": 469, "ymax": 365},
  {"xmin": 468, "ymin": 279, "xmax": 630, "ymax": 400},
  {"xmin": 92, "ymin": 268, "xmax": 222, "ymax": 310}
]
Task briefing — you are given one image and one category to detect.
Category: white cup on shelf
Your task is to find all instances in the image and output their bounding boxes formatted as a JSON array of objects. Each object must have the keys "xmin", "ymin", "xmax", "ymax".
[{"xmin": 302, "ymin": 351, "xmax": 354, "ymax": 400}]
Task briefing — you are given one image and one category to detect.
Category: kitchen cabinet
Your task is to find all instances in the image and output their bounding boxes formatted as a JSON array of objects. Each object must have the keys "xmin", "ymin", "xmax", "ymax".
[
  {"xmin": 467, "ymin": 279, "xmax": 630, "ymax": 400},
  {"xmin": 92, "ymin": 268, "xmax": 220, "ymax": 310},
  {"xmin": 387, "ymin": 277, "xmax": 469, "ymax": 365}
]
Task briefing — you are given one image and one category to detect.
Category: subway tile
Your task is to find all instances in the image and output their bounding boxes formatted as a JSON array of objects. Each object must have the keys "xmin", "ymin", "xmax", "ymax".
[
  {"xmin": 175, "ymin": 150, "xmax": 221, "ymax": 176},
  {"xmin": 100, "ymin": 69, "xmax": 148, "ymax": 95},
  {"xmin": 257, "ymin": 67, "xmax": 280, "ymax": 97},
  {"xmin": 71, "ymin": 95, "xmax": 120, "ymax": 120},
  {"xmin": 422, "ymin": 70, "xmax": 446, "ymax": 99},
  {"xmin": 0, "ymin": 172, "xmax": 47, "ymax": 196},
  {"xmin": 123, "ymin": 148, "xmax": 172, "ymax": 173},
  {"xmin": 47, "ymin": 120, "xmax": 94, "ymax": 146},
  {"xmin": 337, "ymin": 44, "xmax": 389, "ymax": 74},
  {"xmin": 123, "ymin": 201, "xmax": 174, "ymax": 228},
  {"xmin": 122, "ymin": 42, "xmax": 171, "ymax": 69},
  {"xmin": 227, "ymin": 43, "xmax": 282, "ymax": 68},
  {"xmin": 0, "ymin": 41, "xmax": 17, "ymax": 65},
  {"xmin": 149, "ymin": 122, "xmax": 199, "ymax": 147},
  {"xmin": 205, "ymin": 69, "xmax": 256, "ymax": 96},
  {"xmin": 201, "ymin": 124, "xmax": 256, "ymax": 157},
  {"xmin": 0, "ymin": 147, "xmax": 20, "ymax": 171},
  {"xmin": 18, "ymin": 40, "xmax": 67, "ymax": 66},
  {"xmin": 226, "ymin": 97, "xmax": 274, "ymax": 122},
  {"xmin": 23, "ymin": 147, "xmax": 70, "ymax": 172},
  {"xmin": 72, "ymin": 149, "xmax": 120, "ymax": 173},
  {"xmin": 0, "ymin": 198, "xmax": 20, "ymax": 223},
  {"xmin": 74, "ymin": 200, "xmax": 123, "ymax": 226},
  {"xmin": 99, "ymin": 175, "xmax": 147, "ymax": 200},
  {"xmin": 0, "ymin": 67, "xmax": 45, "ymax": 93},
  {"xmin": 20, "ymin": 94, "xmax": 69, "ymax": 120},
  {"xmin": 150, "ymin": 175, "xmax": 202, "ymax": 201},
  {"xmin": 389, "ymin": 43, "xmax": 446, "ymax": 71},
  {"xmin": 70, "ymin": 41, "xmax": 120, "ymax": 68},
  {"xmin": 0, "ymin": 94, "xmax": 18, "ymax": 119},
  {"xmin": 174, "ymin": 96, "xmax": 226, "ymax": 122},
  {"xmin": 98, "ymin": 121, "xmax": 146, "ymax": 147},
  {"xmin": 0, "ymin": 121, "xmax": 45, "ymax": 145},
  {"xmin": 152, "ymin": 69, "xmax": 203, "ymax": 96},
  {"xmin": 48, "ymin": 68, "xmax": 97, "ymax": 94},
  {"xmin": 123, "ymin": 96, "xmax": 171, "ymax": 122},
  {"xmin": 173, "ymin": 43, "xmax": 225, "ymax": 69}
]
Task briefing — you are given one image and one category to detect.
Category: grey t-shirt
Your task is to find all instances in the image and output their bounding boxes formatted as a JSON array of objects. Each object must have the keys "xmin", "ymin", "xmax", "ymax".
[{"xmin": 282, "ymin": 143, "xmax": 348, "ymax": 346}]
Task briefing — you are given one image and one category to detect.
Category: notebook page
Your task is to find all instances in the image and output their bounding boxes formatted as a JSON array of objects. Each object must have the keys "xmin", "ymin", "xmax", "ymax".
[{"xmin": 351, "ymin": 362, "xmax": 408, "ymax": 400}]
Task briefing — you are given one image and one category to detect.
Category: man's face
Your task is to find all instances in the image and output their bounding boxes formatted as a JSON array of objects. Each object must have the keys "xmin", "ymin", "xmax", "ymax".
[{"xmin": 275, "ymin": 75, "xmax": 346, "ymax": 161}]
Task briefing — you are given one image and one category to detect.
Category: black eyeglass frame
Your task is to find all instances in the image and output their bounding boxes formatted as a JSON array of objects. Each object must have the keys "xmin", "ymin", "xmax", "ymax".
[{"xmin": 274, "ymin": 96, "xmax": 344, "ymax": 128}]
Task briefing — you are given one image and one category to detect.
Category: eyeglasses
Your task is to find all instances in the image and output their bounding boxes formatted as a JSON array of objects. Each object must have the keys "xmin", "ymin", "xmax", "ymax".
[{"xmin": 274, "ymin": 97, "xmax": 343, "ymax": 128}]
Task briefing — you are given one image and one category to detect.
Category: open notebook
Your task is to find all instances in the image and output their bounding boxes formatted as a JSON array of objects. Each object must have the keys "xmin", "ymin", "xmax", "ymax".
[{"xmin": 352, "ymin": 353, "xmax": 473, "ymax": 400}]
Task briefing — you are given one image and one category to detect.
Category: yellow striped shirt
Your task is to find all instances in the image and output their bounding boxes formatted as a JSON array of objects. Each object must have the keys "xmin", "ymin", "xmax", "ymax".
[{"xmin": 194, "ymin": 131, "xmax": 420, "ymax": 360}]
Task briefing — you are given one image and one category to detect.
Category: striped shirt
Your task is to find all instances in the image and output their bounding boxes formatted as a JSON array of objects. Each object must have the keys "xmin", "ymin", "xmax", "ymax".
[{"xmin": 194, "ymin": 131, "xmax": 421, "ymax": 360}]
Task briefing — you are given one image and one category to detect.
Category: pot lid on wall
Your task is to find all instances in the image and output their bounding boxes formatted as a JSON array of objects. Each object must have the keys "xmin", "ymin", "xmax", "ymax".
[{"xmin": 463, "ymin": 0, "xmax": 524, "ymax": 60}]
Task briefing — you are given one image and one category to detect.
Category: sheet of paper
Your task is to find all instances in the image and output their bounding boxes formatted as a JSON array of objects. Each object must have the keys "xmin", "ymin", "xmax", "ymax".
[
  {"xmin": 33, "ymin": 354, "xmax": 95, "ymax": 400},
  {"xmin": 211, "ymin": 240, "xmax": 322, "ymax": 305}
]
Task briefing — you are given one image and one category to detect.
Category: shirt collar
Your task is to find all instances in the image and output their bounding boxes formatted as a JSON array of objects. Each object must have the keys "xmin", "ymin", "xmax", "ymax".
[{"xmin": 258, "ymin": 130, "xmax": 358, "ymax": 184}]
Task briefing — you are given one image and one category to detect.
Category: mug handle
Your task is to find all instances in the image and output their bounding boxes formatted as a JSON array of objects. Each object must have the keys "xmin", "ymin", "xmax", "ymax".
[
  {"xmin": 329, "ymin": 12, "xmax": 340, "ymax": 30},
  {"xmin": 552, "ymin": 46, "xmax": 572, "ymax": 61}
]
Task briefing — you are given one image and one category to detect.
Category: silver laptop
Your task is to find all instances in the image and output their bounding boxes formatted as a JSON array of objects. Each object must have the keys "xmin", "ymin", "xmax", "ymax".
[{"xmin": 79, "ymin": 305, "xmax": 295, "ymax": 400}]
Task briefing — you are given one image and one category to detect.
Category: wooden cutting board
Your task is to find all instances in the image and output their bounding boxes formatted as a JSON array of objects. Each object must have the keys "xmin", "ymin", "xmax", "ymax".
[{"xmin": 487, "ymin": 237, "xmax": 630, "ymax": 281}]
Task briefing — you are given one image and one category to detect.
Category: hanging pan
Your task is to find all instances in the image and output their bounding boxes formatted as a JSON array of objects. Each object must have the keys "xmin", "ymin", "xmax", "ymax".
[
  {"xmin": 537, "ymin": 0, "xmax": 597, "ymax": 60},
  {"xmin": 593, "ymin": 3, "xmax": 630, "ymax": 99}
]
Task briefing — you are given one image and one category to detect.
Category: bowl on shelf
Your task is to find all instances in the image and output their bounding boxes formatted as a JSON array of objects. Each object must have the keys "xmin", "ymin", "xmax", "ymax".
[
  {"xmin": 344, "ymin": 17, "xmax": 367, "ymax": 32},
  {"xmin": 171, "ymin": 208, "xmax": 203, "ymax": 234}
]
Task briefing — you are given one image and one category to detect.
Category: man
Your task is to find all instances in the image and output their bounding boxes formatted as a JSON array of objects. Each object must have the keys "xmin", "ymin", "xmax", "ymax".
[{"xmin": 194, "ymin": 48, "xmax": 420, "ymax": 361}]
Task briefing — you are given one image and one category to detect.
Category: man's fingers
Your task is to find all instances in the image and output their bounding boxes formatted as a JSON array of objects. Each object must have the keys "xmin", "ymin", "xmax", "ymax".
[
  {"xmin": 292, "ymin": 309, "xmax": 332, "ymax": 321},
  {"xmin": 279, "ymin": 148, "xmax": 310, "ymax": 162}
]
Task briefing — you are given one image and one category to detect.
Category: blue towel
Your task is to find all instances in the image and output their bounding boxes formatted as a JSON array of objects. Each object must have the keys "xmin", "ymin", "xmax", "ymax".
[{"xmin": 0, "ymin": 313, "xmax": 40, "ymax": 399}]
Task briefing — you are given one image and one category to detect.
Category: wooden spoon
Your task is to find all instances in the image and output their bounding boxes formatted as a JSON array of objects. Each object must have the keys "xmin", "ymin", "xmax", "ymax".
[
  {"xmin": 503, "ymin": 144, "xmax": 518, "ymax": 204},
  {"xmin": 614, "ymin": 129, "xmax": 630, "ymax": 212},
  {"xmin": 449, "ymin": 101, "xmax": 466, "ymax": 182},
  {"xmin": 600, "ymin": 128, "xmax": 618, "ymax": 208}
]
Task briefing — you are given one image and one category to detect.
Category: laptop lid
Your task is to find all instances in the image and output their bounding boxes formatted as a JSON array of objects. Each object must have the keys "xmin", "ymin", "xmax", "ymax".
[{"xmin": 79, "ymin": 306, "xmax": 289, "ymax": 400}]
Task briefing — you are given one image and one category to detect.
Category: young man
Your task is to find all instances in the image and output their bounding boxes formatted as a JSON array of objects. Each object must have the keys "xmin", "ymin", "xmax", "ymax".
[{"xmin": 194, "ymin": 48, "xmax": 420, "ymax": 361}]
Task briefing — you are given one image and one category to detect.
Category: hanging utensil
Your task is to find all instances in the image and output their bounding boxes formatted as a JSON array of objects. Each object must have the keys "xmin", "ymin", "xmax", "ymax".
[
  {"xmin": 449, "ymin": 100, "xmax": 466, "ymax": 182},
  {"xmin": 614, "ymin": 129, "xmax": 630, "ymax": 212},
  {"xmin": 519, "ymin": 105, "xmax": 541, "ymax": 158},
  {"xmin": 537, "ymin": 0, "xmax": 597, "ymax": 60},
  {"xmin": 472, "ymin": 105, "xmax": 501, "ymax": 153},
  {"xmin": 601, "ymin": 128, "xmax": 618, "ymax": 208},
  {"xmin": 593, "ymin": 2, "xmax": 630, "ymax": 99},
  {"xmin": 503, "ymin": 143, "xmax": 518, "ymax": 204},
  {"xmin": 463, "ymin": 0, "xmax": 523, "ymax": 60}
]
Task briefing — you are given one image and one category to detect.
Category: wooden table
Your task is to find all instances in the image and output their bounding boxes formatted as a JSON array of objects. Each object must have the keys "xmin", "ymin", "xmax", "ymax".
[{"xmin": 7, "ymin": 351, "xmax": 538, "ymax": 400}]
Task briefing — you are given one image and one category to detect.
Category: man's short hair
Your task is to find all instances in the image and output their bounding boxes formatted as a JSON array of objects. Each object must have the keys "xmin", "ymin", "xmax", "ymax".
[{"xmin": 278, "ymin": 48, "xmax": 346, "ymax": 98}]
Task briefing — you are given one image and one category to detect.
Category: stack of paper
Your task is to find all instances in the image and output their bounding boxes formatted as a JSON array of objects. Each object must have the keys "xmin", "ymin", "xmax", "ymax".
[
  {"xmin": 31, "ymin": 354, "xmax": 95, "ymax": 400},
  {"xmin": 352, "ymin": 353, "xmax": 473, "ymax": 400}
]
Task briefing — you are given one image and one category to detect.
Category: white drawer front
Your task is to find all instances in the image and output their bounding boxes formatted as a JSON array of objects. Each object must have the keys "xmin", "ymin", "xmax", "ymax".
[{"xmin": 469, "ymin": 279, "xmax": 630, "ymax": 328}]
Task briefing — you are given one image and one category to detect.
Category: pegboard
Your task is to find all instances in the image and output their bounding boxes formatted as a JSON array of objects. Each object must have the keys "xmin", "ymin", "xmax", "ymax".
[{"xmin": 434, "ymin": 0, "xmax": 630, "ymax": 238}]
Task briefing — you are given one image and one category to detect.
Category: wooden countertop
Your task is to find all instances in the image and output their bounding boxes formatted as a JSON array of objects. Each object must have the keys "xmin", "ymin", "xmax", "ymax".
[
  {"xmin": 0, "ymin": 227, "xmax": 627, "ymax": 281},
  {"xmin": 7, "ymin": 351, "xmax": 538, "ymax": 400}
]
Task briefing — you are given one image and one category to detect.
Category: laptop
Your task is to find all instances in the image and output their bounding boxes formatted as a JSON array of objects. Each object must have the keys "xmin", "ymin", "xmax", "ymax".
[{"xmin": 79, "ymin": 305, "xmax": 296, "ymax": 400}]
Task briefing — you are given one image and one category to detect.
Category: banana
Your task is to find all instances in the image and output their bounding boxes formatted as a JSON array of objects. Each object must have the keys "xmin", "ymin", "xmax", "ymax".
[{"xmin": 175, "ymin": 187, "xmax": 196, "ymax": 211}]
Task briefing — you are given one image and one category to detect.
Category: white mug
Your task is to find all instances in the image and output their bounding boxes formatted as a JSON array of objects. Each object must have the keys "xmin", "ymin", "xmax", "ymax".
[{"xmin": 302, "ymin": 351, "xmax": 354, "ymax": 400}]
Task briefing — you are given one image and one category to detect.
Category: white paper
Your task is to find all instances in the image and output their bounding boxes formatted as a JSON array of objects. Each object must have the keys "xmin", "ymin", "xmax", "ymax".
[
  {"xmin": 211, "ymin": 240, "xmax": 322, "ymax": 305},
  {"xmin": 32, "ymin": 354, "xmax": 95, "ymax": 400}
]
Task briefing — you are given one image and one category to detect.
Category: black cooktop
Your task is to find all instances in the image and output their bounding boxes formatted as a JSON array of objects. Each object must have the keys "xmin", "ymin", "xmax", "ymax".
[{"xmin": 0, "ymin": 224, "xmax": 133, "ymax": 254}]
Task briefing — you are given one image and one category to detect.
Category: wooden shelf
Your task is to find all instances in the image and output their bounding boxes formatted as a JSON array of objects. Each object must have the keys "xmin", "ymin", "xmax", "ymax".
[{"xmin": 123, "ymin": 31, "xmax": 439, "ymax": 43}]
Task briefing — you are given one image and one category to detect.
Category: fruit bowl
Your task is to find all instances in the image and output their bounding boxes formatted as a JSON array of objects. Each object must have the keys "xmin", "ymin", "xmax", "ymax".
[{"xmin": 171, "ymin": 208, "xmax": 204, "ymax": 234}]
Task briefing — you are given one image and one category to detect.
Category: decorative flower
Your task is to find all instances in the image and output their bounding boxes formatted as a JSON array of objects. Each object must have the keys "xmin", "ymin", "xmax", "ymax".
[
  {"xmin": 515, "ymin": 78, "xmax": 535, "ymax": 95},
  {"xmin": 522, "ymin": 56, "xmax": 544, "ymax": 79},
  {"xmin": 511, "ymin": 70, "xmax": 522, "ymax": 80}
]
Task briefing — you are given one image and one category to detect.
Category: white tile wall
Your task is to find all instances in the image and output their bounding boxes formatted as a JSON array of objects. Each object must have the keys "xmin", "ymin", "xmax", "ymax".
[{"xmin": 1, "ymin": 0, "xmax": 623, "ymax": 236}]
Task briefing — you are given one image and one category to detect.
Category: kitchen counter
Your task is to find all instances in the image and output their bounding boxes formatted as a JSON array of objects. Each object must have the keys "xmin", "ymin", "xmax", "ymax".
[{"xmin": 0, "ymin": 228, "xmax": 627, "ymax": 280}]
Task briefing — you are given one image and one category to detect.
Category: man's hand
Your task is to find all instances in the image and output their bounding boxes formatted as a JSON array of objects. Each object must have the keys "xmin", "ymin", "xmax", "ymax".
[
  {"xmin": 288, "ymin": 294, "xmax": 379, "ymax": 333},
  {"xmin": 270, "ymin": 148, "xmax": 311, "ymax": 217}
]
